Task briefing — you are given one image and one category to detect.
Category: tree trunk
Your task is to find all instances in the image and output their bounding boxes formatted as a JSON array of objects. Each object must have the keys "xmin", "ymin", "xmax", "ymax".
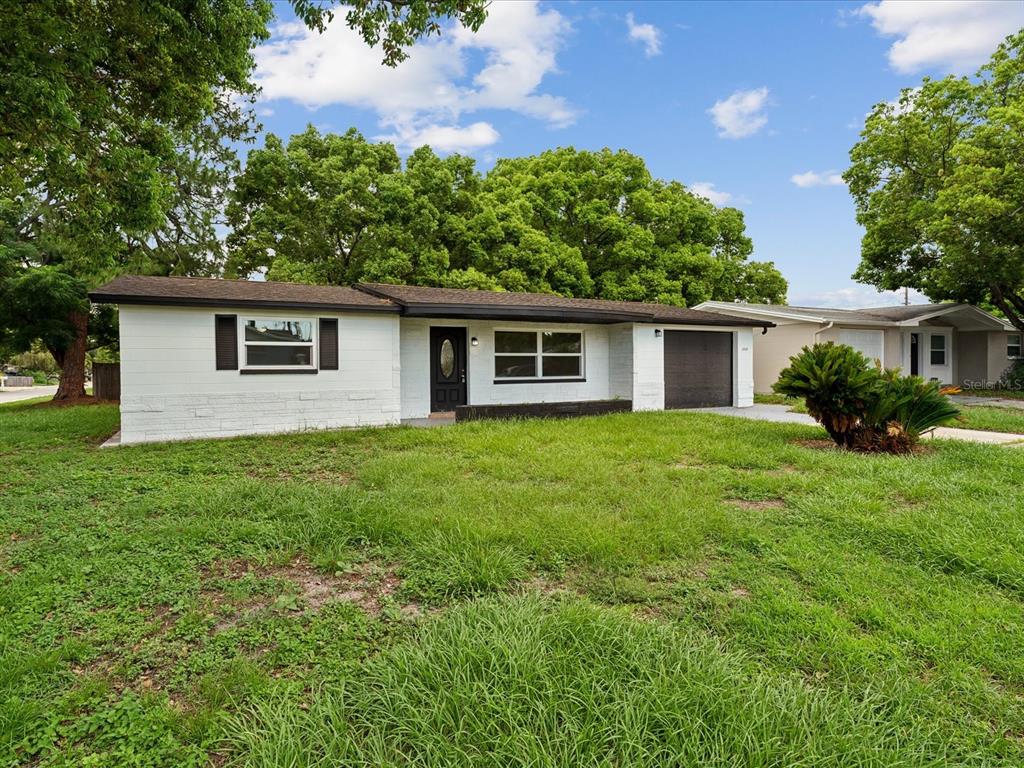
[
  {"xmin": 50, "ymin": 310, "xmax": 89, "ymax": 401},
  {"xmin": 991, "ymin": 284, "xmax": 1024, "ymax": 333}
]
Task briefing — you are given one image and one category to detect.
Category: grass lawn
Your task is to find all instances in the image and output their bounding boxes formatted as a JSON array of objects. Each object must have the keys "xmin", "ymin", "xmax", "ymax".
[
  {"xmin": 3, "ymin": 402, "xmax": 1024, "ymax": 766},
  {"xmin": 957, "ymin": 405, "xmax": 1024, "ymax": 435}
]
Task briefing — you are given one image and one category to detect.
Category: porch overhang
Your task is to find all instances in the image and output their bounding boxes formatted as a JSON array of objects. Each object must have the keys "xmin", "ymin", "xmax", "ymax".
[{"xmin": 897, "ymin": 305, "xmax": 1013, "ymax": 331}]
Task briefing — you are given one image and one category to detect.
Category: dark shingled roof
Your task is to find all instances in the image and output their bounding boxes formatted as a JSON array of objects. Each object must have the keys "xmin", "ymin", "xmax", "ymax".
[
  {"xmin": 89, "ymin": 275, "xmax": 772, "ymax": 327},
  {"xmin": 89, "ymin": 275, "xmax": 400, "ymax": 312},
  {"xmin": 355, "ymin": 283, "xmax": 772, "ymax": 327}
]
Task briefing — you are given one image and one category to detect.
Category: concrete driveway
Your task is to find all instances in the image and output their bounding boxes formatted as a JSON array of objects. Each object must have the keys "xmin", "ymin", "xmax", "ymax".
[
  {"xmin": 696, "ymin": 404, "xmax": 1024, "ymax": 446},
  {"xmin": 0, "ymin": 385, "xmax": 57, "ymax": 404}
]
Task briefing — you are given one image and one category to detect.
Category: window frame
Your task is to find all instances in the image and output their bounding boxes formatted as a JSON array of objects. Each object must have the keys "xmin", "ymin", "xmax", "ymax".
[
  {"xmin": 241, "ymin": 317, "xmax": 317, "ymax": 371},
  {"xmin": 493, "ymin": 329, "xmax": 585, "ymax": 382},
  {"xmin": 929, "ymin": 333, "xmax": 947, "ymax": 367},
  {"xmin": 1009, "ymin": 334, "xmax": 1022, "ymax": 360}
]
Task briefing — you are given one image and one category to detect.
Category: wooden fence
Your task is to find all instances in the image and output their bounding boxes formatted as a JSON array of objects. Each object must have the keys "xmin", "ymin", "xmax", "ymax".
[{"xmin": 92, "ymin": 363, "xmax": 121, "ymax": 401}]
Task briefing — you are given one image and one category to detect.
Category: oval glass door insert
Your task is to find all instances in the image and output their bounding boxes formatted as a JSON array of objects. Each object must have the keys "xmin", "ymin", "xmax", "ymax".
[{"xmin": 439, "ymin": 338, "xmax": 455, "ymax": 378}]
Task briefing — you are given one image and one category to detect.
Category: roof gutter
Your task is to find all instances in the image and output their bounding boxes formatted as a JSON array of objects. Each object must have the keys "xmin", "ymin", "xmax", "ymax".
[{"xmin": 813, "ymin": 321, "xmax": 835, "ymax": 341}]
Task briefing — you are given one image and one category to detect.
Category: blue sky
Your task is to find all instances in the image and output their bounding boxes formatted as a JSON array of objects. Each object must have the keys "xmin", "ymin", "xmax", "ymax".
[{"xmin": 250, "ymin": 0, "xmax": 1024, "ymax": 307}]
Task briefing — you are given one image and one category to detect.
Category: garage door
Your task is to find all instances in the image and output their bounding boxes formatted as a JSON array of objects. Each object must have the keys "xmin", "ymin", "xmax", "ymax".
[
  {"xmin": 663, "ymin": 331, "xmax": 733, "ymax": 408},
  {"xmin": 839, "ymin": 329, "xmax": 884, "ymax": 364}
]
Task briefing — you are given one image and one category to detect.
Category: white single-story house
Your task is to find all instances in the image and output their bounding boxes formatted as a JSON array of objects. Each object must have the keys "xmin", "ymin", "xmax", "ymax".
[
  {"xmin": 696, "ymin": 301, "xmax": 1020, "ymax": 394},
  {"xmin": 89, "ymin": 276, "xmax": 772, "ymax": 444}
]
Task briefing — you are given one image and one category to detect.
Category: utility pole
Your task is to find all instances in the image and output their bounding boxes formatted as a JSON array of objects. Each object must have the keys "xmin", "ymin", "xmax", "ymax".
[{"xmin": 904, "ymin": 286, "xmax": 909, "ymax": 306}]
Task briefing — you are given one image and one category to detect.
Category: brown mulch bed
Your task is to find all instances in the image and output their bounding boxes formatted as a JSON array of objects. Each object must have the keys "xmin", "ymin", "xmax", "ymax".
[{"xmin": 32, "ymin": 395, "xmax": 118, "ymax": 408}]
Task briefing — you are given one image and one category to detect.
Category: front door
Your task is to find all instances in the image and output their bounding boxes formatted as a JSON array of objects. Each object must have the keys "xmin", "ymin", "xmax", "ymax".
[
  {"xmin": 429, "ymin": 327, "xmax": 467, "ymax": 413},
  {"xmin": 910, "ymin": 333, "xmax": 920, "ymax": 376}
]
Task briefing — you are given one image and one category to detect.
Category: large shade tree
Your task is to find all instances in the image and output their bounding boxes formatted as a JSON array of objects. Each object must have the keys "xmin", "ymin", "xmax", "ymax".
[
  {"xmin": 0, "ymin": 0, "xmax": 489, "ymax": 401},
  {"xmin": 227, "ymin": 133, "xmax": 787, "ymax": 306},
  {"xmin": 845, "ymin": 30, "xmax": 1024, "ymax": 331}
]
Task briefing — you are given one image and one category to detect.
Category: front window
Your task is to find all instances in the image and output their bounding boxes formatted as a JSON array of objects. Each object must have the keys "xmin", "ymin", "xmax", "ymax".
[
  {"xmin": 929, "ymin": 334, "xmax": 946, "ymax": 366},
  {"xmin": 494, "ymin": 330, "xmax": 583, "ymax": 379},
  {"xmin": 244, "ymin": 319, "xmax": 314, "ymax": 367},
  {"xmin": 1009, "ymin": 334, "xmax": 1022, "ymax": 359}
]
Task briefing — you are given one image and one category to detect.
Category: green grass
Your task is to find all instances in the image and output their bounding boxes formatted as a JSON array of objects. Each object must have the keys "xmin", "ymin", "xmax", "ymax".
[
  {"xmin": 957, "ymin": 405, "xmax": 1024, "ymax": 435},
  {"xmin": 753, "ymin": 392, "xmax": 808, "ymax": 412},
  {"xmin": 2, "ymin": 401, "xmax": 1024, "ymax": 766}
]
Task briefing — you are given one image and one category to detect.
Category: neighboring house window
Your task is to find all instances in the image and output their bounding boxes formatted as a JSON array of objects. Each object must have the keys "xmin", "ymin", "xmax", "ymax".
[
  {"xmin": 244, "ymin": 319, "xmax": 315, "ymax": 367},
  {"xmin": 1009, "ymin": 334, "xmax": 1022, "ymax": 359},
  {"xmin": 929, "ymin": 334, "xmax": 946, "ymax": 366},
  {"xmin": 494, "ymin": 330, "xmax": 583, "ymax": 379}
]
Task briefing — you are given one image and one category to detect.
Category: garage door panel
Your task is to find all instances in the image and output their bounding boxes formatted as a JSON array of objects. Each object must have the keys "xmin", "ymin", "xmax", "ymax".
[
  {"xmin": 838, "ymin": 329, "xmax": 884, "ymax": 363},
  {"xmin": 664, "ymin": 331, "xmax": 732, "ymax": 408}
]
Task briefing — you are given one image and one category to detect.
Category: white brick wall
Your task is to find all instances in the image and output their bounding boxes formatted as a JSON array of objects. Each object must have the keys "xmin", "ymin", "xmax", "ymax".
[
  {"xmin": 118, "ymin": 306, "xmax": 758, "ymax": 442},
  {"xmin": 118, "ymin": 306, "xmax": 401, "ymax": 444},
  {"xmin": 631, "ymin": 324, "xmax": 664, "ymax": 410},
  {"xmin": 631, "ymin": 324, "xmax": 754, "ymax": 410}
]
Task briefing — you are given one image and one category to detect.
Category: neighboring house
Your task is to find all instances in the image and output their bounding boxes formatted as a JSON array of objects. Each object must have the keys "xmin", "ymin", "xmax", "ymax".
[
  {"xmin": 696, "ymin": 301, "xmax": 1020, "ymax": 393},
  {"xmin": 89, "ymin": 276, "xmax": 771, "ymax": 444}
]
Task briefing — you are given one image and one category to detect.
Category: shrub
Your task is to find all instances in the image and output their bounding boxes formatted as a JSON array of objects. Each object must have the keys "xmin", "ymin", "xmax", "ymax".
[
  {"xmin": 1001, "ymin": 358, "xmax": 1024, "ymax": 389},
  {"xmin": 774, "ymin": 343, "xmax": 960, "ymax": 454},
  {"xmin": 857, "ymin": 370, "xmax": 962, "ymax": 453},
  {"xmin": 772, "ymin": 342, "xmax": 877, "ymax": 448}
]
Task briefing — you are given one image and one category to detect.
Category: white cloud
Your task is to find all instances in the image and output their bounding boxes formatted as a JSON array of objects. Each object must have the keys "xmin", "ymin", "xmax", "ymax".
[
  {"xmin": 254, "ymin": 1, "xmax": 575, "ymax": 152},
  {"xmin": 708, "ymin": 87, "xmax": 770, "ymax": 139},
  {"xmin": 858, "ymin": 1, "xmax": 1024, "ymax": 73},
  {"xmin": 375, "ymin": 121, "xmax": 500, "ymax": 153},
  {"xmin": 688, "ymin": 181, "xmax": 733, "ymax": 206},
  {"xmin": 791, "ymin": 286, "xmax": 928, "ymax": 308},
  {"xmin": 791, "ymin": 170, "xmax": 845, "ymax": 188},
  {"xmin": 626, "ymin": 13, "xmax": 662, "ymax": 57}
]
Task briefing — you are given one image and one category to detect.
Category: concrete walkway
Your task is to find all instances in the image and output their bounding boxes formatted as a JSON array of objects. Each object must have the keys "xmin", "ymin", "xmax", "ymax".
[
  {"xmin": 0, "ymin": 385, "xmax": 57, "ymax": 404},
  {"xmin": 696, "ymin": 404, "xmax": 1024, "ymax": 446}
]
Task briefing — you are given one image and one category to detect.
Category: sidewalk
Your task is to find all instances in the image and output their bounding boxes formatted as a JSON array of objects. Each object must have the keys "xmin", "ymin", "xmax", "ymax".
[
  {"xmin": 0, "ymin": 385, "xmax": 58, "ymax": 404},
  {"xmin": 695, "ymin": 404, "xmax": 1024, "ymax": 446}
]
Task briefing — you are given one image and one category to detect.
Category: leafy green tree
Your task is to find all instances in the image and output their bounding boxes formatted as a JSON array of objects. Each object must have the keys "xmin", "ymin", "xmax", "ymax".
[
  {"xmin": 465, "ymin": 148, "xmax": 786, "ymax": 305},
  {"xmin": 845, "ymin": 30, "xmax": 1024, "ymax": 331},
  {"xmin": 1, "ymin": 1, "xmax": 491, "ymax": 401},
  {"xmin": 226, "ymin": 127, "xmax": 479, "ymax": 286},
  {"xmin": 293, "ymin": 0, "xmax": 489, "ymax": 66},
  {"xmin": 229, "ymin": 135, "xmax": 787, "ymax": 307}
]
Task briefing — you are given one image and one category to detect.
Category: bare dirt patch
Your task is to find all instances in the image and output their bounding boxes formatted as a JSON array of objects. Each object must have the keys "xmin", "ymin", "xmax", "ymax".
[
  {"xmin": 519, "ymin": 570, "xmax": 584, "ymax": 597},
  {"xmin": 791, "ymin": 437, "xmax": 934, "ymax": 455},
  {"xmin": 32, "ymin": 395, "xmax": 117, "ymax": 409},
  {"xmin": 792, "ymin": 438, "xmax": 840, "ymax": 451},
  {"xmin": 730, "ymin": 587, "xmax": 751, "ymax": 599},
  {"xmin": 726, "ymin": 498, "xmax": 787, "ymax": 511},
  {"xmin": 201, "ymin": 555, "xmax": 406, "ymax": 624}
]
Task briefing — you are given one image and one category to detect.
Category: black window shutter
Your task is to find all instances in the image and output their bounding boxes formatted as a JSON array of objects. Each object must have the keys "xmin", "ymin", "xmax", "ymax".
[
  {"xmin": 319, "ymin": 318, "xmax": 339, "ymax": 370},
  {"xmin": 215, "ymin": 315, "xmax": 238, "ymax": 370}
]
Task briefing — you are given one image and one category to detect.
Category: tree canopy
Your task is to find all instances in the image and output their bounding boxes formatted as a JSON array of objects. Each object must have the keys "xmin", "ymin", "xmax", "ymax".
[
  {"xmin": 227, "ymin": 128, "xmax": 787, "ymax": 307},
  {"xmin": 0, "ymin": 0, "xmax": 491, "ymax": 399},
  {"xmin": 845, "ymin": 30, "xmax": 1024, "ymax": 331}
]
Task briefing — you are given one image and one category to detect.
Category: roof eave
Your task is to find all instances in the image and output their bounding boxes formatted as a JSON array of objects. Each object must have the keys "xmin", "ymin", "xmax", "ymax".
[
  {"xmin": 401, "ymin": 304, "xmax": 653, "ymax": 324},
  {"xmin": 87, "ymin": 292, "xmax": 401, "ymax": 313}
]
